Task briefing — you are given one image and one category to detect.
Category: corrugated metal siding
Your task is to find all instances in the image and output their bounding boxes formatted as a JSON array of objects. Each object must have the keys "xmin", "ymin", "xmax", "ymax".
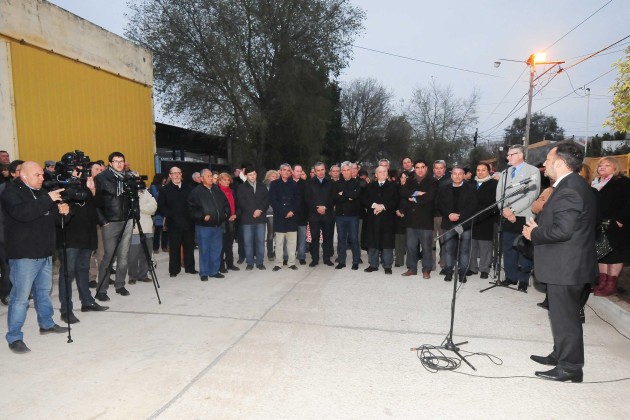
[{"xmin": 9, "ymin": 40, "xmax": 155, "ymax": 177}]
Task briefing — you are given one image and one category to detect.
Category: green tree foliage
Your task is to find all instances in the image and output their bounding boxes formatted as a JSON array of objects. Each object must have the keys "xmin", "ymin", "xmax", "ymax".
[
  {"xmin": 503, "ymin": 112, "xmax": 564, "ymax": 146},
  {"xmin": 605, "ymin": 46, "xmax": 630, "ymax": 132},
  {"xmin": 126, "ymin": 0, "xmax": 364, "ymax": 169},
  {"xmin": 408, "ymin": 79, "xmax": 479, "ymax": 165}
]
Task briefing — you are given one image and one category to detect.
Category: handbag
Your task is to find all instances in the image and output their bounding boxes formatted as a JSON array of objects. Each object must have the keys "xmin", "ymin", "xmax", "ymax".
[
  {"xmin": 513, "ymin": 234, "xmax": 534, "ymax": 259},
  {"xmin": 595, "ymin": 226, "xmax": 613, "ymax": 260}
]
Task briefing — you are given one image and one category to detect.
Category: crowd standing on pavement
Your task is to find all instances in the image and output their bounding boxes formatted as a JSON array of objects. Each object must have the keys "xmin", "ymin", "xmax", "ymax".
[{"xmin": 1, "ymin": 145, "xmax": 629, "ymax": 363}]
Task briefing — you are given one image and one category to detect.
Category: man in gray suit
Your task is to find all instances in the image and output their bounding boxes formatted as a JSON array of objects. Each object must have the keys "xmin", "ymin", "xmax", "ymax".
[
  {"xmin": 523, "ymin": 143, "xmax": 596, "ymax": 382},
  {"xmin": 495, "ymin": 145, "xmax": 540, "ymax": 291}
]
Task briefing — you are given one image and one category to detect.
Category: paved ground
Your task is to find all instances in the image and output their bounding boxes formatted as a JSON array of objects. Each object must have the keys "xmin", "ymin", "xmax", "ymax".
[{"xmin": 1, "ymin": 249, "xmax": 630, "ymax": 419}]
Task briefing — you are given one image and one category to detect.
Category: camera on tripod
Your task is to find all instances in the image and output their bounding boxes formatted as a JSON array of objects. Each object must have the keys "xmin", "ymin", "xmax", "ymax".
[
  {"xmin": 122, "ymin": 172, "xmax": 148, "ymax": 198},
  {"xmin": 43, "ymin": 150, "xmax": 92, "ymax": 201}
]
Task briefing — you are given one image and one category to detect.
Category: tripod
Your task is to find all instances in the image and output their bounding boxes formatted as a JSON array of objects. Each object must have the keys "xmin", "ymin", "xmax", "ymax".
[
  {"xmin": 95, "ymin": 194, "xmax": 161, "ymax": 303},
  {"xmin": 59, "ymin": 216, "xmax": 74, "ymax": 343}
]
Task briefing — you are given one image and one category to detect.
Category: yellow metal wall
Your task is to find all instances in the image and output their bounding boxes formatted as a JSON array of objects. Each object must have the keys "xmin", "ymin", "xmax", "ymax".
[{"xmin": 9, "ymin": 40, "xmax": 154, "ymax": 177}]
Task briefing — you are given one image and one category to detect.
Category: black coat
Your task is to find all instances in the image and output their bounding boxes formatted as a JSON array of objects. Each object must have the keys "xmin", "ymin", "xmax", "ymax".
[
  {"xmin": 361, "ymin": 180, "xmax": 398, "ymax": 249},
  {"xmin": 471, "ymin": 178, "xmax": 499, "ymax": 241},
  {"xmin": 236, "ymin": 181, "xmax": 269, "ymax": 225},
  {"xmin": 188, "ymin": 184, "xmax": 231, "ymax": 227},
  {"xmin": 305, "ymin": 177, "xmax": 334, "ymax": 222},
  {"xmin": 436, "ymin": 182, "xmax": 478, "ymax": 231},
  {"xmin": 94, "ymin": 168, "xmax": 133, "ymax": 224},
  {"xmin": 157, "ymin": 182, "xmax": 195, "ymax": 231},
  {"xmin": 332, "ymin": 178, "xmax": 362, "ymax": 217},
  {"xmin": 596, "ymin": 175, "xmax": 630, "ymax": 251},
  {"xmin": 294, "ymin": 179, "xmax": 309, "ymax": 226},
  {"xmin": 269, "ymin": 178, "xmax": 299, "ymax": 232},
  {"xmin": 399, "ymin": 176, "xmax": 438, "ymax": 230},
  {"xmin": 56, "ymin": 194, "xmax": 98, "ymax": 250}
]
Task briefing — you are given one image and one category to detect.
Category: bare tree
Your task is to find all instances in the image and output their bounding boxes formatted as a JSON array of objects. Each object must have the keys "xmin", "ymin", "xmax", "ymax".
[
  {"xmin": 340, "ymin": 78, "xmax": 393, "ymax": 163},
  {"xmin": 408, "ymin": 79, "xmax": 479, "ymax": 164}
]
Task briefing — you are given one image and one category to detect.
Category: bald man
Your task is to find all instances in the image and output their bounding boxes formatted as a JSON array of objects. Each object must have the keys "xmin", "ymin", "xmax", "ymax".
[{"xmin": 2, "ymin": 161, "xmax": 70, "ymax": 354}]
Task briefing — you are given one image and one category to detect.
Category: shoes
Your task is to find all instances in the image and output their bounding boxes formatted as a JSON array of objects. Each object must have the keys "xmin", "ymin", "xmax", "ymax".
[
  {"xmin": 81, "ymin": 302, "xmax": 109, "ymax": 312},
  {"xmin": 309, "ymin": 261, "xmax": 318, "ymax": 267},
  {"xmin": 108, "ymin": 278, "xmax": 115, "ymax": 285},
  {"xmin": 200, "ymin": 276, "xmax": 209, "ymax": 281},
  {"xmin": 128, "ymin": 279, "xmax": 137, "ymax": 285},
  {"xmin": 335, "ymin": 264, "xmax": 346, "ymax": 270},
  {"xmin": 395, "ymin": 264, "xmax": 402, "ymax": 267},
  {"xmin": 237, "ymin": 258, "xmax": 245, "ymax": 264},
  {"xmin": 89, "ymin": 280, "xmax": 97, "ymax": 288},
  {"xmin": 500, "ymin": 279, "xmax": 516, "ymax": 287},
  {"xmin": 283, "ymin": 260, "xmax": 288, "ymax": 266},
  {"xmin": 138, "ymin": 277, "xmax": 152, "ymax": 282},
  {"xmin": 61, "ymin": 312, "xmax": 80, "ymax": 324},
  {"xmin": 116, "ymin": 287, "xmax": 130, "ymax": 296},
  {"xmin": 537, "ymin": 299, "xmax": 549, "ymax": 310},
  {"xmin": 9, "ymin": 340, "xmax": 30, "ymax": 354},
  {"xmin": 289, "ymin": 265, "xmax": 298, "ymax": 270},
  {"xmin": 459, "ymin": 276, "xmax": 467, "ymax": 283},
  {"xmin": 359, "ymin": 258, "xmax": 364, "ymax": 264},
  {"xmin": 169, "ymin": 273, "xmax": 178, "ymax": 278},
  {"xmin": 518, "ymin": 283, "xmax": 528, "ymax": 292},
  {"xmin": 95, "ymin": 292, "xmax": 110, "ymax": 302},
  {"xmin": 323, "ymin": 260, "xmax": 334, "ymax": 267},
  {"xmin": 246, "ymin": 265, "xmax": 254, "ymax": 271},
  {"xmin": 439, "ymin": 268, "xmax": 446, "ymax": 275},
  {"xmin": 595, "ymin": 275, "xmax": 618, "ymax": 297},
  {"xmin": 39, "ymin": 324, "xmax": 69, "ymax": 335},
  {"xmin": 401, "ymin": 270, "xmax": 417, "ymax": 277},
  {"xmin": 212, "ymin": 273, "xmax": 225, "ymax": 279},
  {"xmin": 273, "ymin": 266, "xmax": 282, "ymax": 272},
  {"xmin": 444, "ymin": 274, "xmax": 452, "ymax": 282},
  {"xmin": 535, "ymin": 367, "xmax": 582, "ymax": 383},
  {"xmin": 530, "ymin": 354, "xmax": 558, "ymax": 366},
  {"xmin": 351, "ymin": 264, "xmax": 359, "ymax": 270},
  {"xmin": 364, "ymin": 266, "xmax": 378, "ymax": 273},
  {"xmin": 257, "ymin": 264, "xmax": 266, "ymax": 270},
  {"xmin": 186, "ymin": 270, "xmax": 199, "ymax": 275},
  {"xmin": 422, "ymin": 271, "xmax": 431, "ymax": 279},
  {"xmin": 0, "ymin": 296, "xmax": 8, "ymax": 305},
  {"xmin": 219, "ymin": 268, "xmax": 228, "ymax": 274},
  {"xmin": 299, "ymin": 259, "xmax": 306, "ymax": 265},
  {"xmin": 227, "ymin": 265, "xmax": 240, "ymax": 271},
  {"xmin": 466, "ymin": 270, "xmax": 478, "ymax": 276},
  {"xmin": 480, "ymin": 272, "xmax": 489, "ymax": 279},
  {"xmin": 384, "ymin": 268, "xmax": 392, "ymax": 275}
]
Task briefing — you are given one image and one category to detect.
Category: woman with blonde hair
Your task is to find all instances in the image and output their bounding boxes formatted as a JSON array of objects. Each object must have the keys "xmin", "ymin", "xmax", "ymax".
[
  {"xmin": 217, "ymin": 172, "xmax": 239, "ymax": 273},
  {"xmin": 591, "ymin": 156, "xmax": 630, "ymax": 297}
]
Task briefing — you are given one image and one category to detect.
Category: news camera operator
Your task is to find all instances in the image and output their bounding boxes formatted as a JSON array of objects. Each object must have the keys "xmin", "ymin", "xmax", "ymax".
[
  {"xmin": 93, "ymin": 152, "xmax": 135, "ymax": 301},
  {"xmin": 49, "ymin": 154, "xmax": 110, "ymax": 324}
]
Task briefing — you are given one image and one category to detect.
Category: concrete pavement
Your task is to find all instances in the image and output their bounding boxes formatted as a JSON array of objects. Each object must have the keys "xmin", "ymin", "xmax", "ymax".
[{"xmin": 1, "ymin": 249, "xmax": 630, "ymax": 419}]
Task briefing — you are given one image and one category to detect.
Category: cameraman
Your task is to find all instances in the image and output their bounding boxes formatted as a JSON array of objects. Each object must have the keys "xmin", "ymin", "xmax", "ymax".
[{"xmin": 93, "ymin": 152, "xmax": 133, "ymax": 301}]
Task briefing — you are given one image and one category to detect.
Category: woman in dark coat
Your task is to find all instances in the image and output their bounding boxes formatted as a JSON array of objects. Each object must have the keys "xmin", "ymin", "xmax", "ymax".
[
  {"xmin": 591, "ymin": 156, "xmax": 630, "ymax": 297},
  {"xmin": 469, "ymin": 163, "xmax": 498, "ymax": 278}
]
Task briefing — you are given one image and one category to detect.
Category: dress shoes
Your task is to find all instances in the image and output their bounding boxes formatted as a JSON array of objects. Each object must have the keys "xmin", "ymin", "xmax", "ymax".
[
  {"xmin": 351, "ymin": 264, "xmax": 359, "ymax": 270},
  {"xmin": 212, "ymin": 273, "xmax": 225, "ymax": 279},
  {"xmin": 518, "ymin": 282, "xmax": 528, "ymax": 292},
  {"xmin": 272, "ymin": 266, "xmax": 282, "ymax": 272},
  {"xmin": 459, "ymin": 276, "xmax": 467, "ymax": 283},
  {"xmin": 335, "ymin": 264, "xmax": 346, "ymax": 270},
  {"xmin": 537, "ymin": 299, "xmax": 549, "ymax": 310},
  {"xmin": 246, "ymin": 265, "xmax": 254, "ymax": 271},
  {"xmin": 39, "ymin": 324, "xmax": 69, "ymax": 335},
  {"xmin": 116, "ymin": 287, "xmax": 130, "ymax": 296},
  {"xmin": 219, "ymin": 268, "xmax": 228, "ymax": 274},
  {"xmin": 299, "ymin": 259, "xmax": 307, "ymax": 265},
  {"xmin": 138, "ymin": 277, "xmax": 152, "ymax": 283},
  {"xmin": 81, "ymin": 302, "xmax": 109, "ymax": 312},
  {"xmin": 466, "ymin": 270, "xmax": 477, "ymax": 276},
  {"xmin": 309, "ymin": 261, "xmax": 318, "ymax": 267},
  {"xmin": 169, "ymin": 273, "xmax": 178, "ymax": 278},
  {"xmin": 535, "ymin": 367, "xmax": 583, "ymax": 383},
  {"xmin": 323, "ymin": 260, "xmax": 334, "ymax": 267},
  {"xmin": 95, "ymin": 292, "xmax": 110, "ymax": 302},
  {"xmin": 501, "ymin": 279, "xmax": 516, "ymax": 287},
  {"xmin": 480, "ymin": 272, "xmax": 489, "ymax": 279},
  {"xmin": 128, "ymin": 279, "xmax": 137, "ymax": 285},
  {"xmin": 384, "ymin": 268, "xmax": 392, "ymax": 275},
  {"xmin": 530, "ymin": 354, "xmax": 558, "ymax": 366},
  {"xmin": 227, "ymin": 265, "xmax": 240, "ymax": 271},
  {"xmin": 108, "ymin": 278, "xmax": 115, "ymax": 285},
  {"xmin": 257, "ymin": 264, "xmax": 266, "ymax": 270},
  {"xmin": 237, "ymin": 258, "xmax": 245, "ymax": 264},
  {"xmin": 9, "ymin": 340, "xmax": 30, "ymax": 354},
  {"xmin": 186, "ymin": 270, "xmax": 199, "ymax": 275},
  {"xmin": 401, "ymin": 270, "xmax": 417, "ymax": 277},
  {"xmin": 89, "ymin": 280, "xmax": 97, "ymax": 288},
  {"xmin": 444, "ymin": 274, "xmax": 452, "ymax": 282},
  {"xmin": 422, "ymin": 271, "xmax": 431, "ymax": 279},
  {"xmin": 60, "ymin": 312, "xmax": 80, "ymax": 324},
  {"xmin": 200, "ymin": 276, "xmax": 209, "ymax": 281},
  {"xmin": 439, "ymin": 268, "xmax": 446, "ymax": 275},
  {"xmin": 289, "ymin": 265, "xmax": 298, "ymax": 270},
  {"xmin": 364, "ymin": 266, "xmax": 378, "ymax": 273}
]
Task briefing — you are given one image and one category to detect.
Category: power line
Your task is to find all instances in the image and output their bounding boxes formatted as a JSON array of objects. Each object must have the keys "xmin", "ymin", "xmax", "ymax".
[
  {"xmin": 479, "ymin": 66, "xmax": 528, "ymax": 126},
  {"xmin": 538, "ymin": 67, "xmax": 616, "ymax": 112},
  {"xmin": 352, "ymin": 45, "xmax": 502, "ymax": 78},
  {"xmin": 562, "ymin": 34, "xmax": 630, "ymax": 72},
  {"xmin": 543, "ymin": 0, "xmax": 613, "ymax": 52}
]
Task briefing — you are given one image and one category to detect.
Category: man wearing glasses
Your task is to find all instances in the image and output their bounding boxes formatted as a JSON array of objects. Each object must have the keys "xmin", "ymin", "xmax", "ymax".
[
  {"xmin": 93, "ymin": 152, "xmax": 135, "ymax": 301},
  {"xmin": 495, "ymin": 145, "xmax": 540, "ymax": 292}
]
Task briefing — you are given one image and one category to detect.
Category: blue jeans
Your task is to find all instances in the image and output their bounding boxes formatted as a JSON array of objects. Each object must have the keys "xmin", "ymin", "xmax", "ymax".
[
  {"xmin": 296, "ymin": 225, "xmax": 307, "ymax": 261},
  {"xmin": 502, "ymin": 231, "xmax": 533, "ymax": 283},
  {"xmin": 406, "ymin": 228, "xmax": 434, "ymax": 272},
  {"xmin": 443, "ymin": 229, "xmax": 472, "ymax": 276},
  {"xmin": 368, "ymin": 248, "xmax": 393, "ymax": 269},
  {"xmin": 58, "ymin": 248, "xmax": 95, "ymax": 314},
  {"xmin": 336, "ymin": 216, "xmax": 360, "ymax": 265},
  {"xmin": 196, "ymin": 225, "xmax": 224, "ymax": 276},
  {"xmin": 243, "ymin": 223, "xmax": 266, "ymax": 266},
  {"xmin": 6, "ymin": 257, "xmax": 55, "ymax": 344}
]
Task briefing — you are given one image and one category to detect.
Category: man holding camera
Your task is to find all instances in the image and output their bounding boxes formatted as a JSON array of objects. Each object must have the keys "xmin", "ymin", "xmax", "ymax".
[{"xmin": 93, "ymin": 152, "xmax": 134, "ymax": 301}]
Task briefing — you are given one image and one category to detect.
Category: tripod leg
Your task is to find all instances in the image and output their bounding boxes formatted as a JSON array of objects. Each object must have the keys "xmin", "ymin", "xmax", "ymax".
[{"xmin": 136, "ymin": 217, "xmax": 162, "ymax": 304}]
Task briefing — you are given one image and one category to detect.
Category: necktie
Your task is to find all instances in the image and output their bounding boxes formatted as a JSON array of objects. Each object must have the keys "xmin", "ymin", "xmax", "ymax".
[{"xmin": 511, "ymin": 167, "xmax": 516, "ymax": 179}]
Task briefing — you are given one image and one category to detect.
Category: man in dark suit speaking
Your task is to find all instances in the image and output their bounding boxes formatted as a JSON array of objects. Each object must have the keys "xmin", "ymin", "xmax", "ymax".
[{"xmin": 522, "ymin": 142, "xmax": 597, "ymax": 382}]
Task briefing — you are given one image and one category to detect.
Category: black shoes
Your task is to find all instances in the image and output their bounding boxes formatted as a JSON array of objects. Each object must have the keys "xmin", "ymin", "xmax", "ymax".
[
  {"xmin": 61, "ymin": 312, "xmax": 80, "ymax": 324},
  {"xmin": 537, "ymin": 299, "xmax": 549, "ymax": 310},
  {"xmin": 289, "ymin": 265, "xmax": 298, "ymax": 270},
  {"xmin": 518, "ymin": 283, "xmax": 528, "ymax": 292},
  {"xmin": 219, "ymin": 268, "xmax": 228, "ymax": 274},
  {"xmin": 384, "ymin": 268, "xmax": 392, "ymax": 275},
  {"xmin": 237, "ymin": 258, "xmax": 245, "ymax": 264},
  {"xmin": 116, "ymin": 287, "xmax": 130, "ymax": 296},
  {"xmin": 335, "ymin": 264, "xmax": 346, "ymax": 269},
  {"xmin": 351, "ymin": 264, "xmax": 359, "ymax": 270},
  {"xmin": 309, "ymin": 261, "xmax": 318, "ymax": 267},
  {"xmin": 323, "ymin": 260, "xmax": 334, "ymax": 267},
  {"xmin": 39, "ymin": 324, "xmax": 69, "ymax": 334},
  {"xmin": 257, "ymin": 264, "xmax": 266, "ymax": 270},
  {"xmin": 81, "ymin": 302, "xmax": 109, "ymax": 312},
  {"xmin": 530, "ymin": 354, "xmax": 558, "ymax": 366},
  {"xmin": 459, "ymin": 276, "xmax": 467, "ymax": 283},
  {"xmin": 501, "ymin": 279, "xmax": 517, "ymax": 287},
  {"xmin": 246, "ymin": 265, "xmax": 254, "ymax": 271},
  {"xmin": 227, "ymin": 265, "xmax": 240, "ymax": 271},
  {"xmin": 95, "ymin": 292, "xmax": 110, "ymax": 302},
  {"xmin": 186, "ymin": 270, "xmax": 199, "ymax": 275},
  {"xmin": 200, "ymin": 276, "xmax": 209, "ymax": 281},
  {"xmin": 213, "ymin": 273, "xmax": 225, "ymax": 279},
  {"xmin": 535, "ymin": 367, "xmax": 583, "ymax": 383},
  {"xmin": 439, "ymin": 268, "xmax": 446, "ymax": 275},
  {"xmin": 466, "ymin": 270, "xmax": 477, "ymax": 276},
  {"xmin": 128, "ymin": 279, "xmax": 137, "ymax": 285},
  {"xmin": 444, "ymin": 274, "xmax": 453, "ymax": 282},
  {"xmin": 480, "ymin": 272, "xmax": 489, "ymax": 279},
  {"xmin": 364, "ymin": 266, "xmax": 378, "ymax": 273},
  {"xmin": 169, "ymin": 273, "xmax": 178, "ymax": 278},
  {"xmin": 272, "ymin": 266, "xmax": 281, "ymax": 272},
  {"xmin": 89, "ymin": 280, "xmax": 97, "ymax": 288},
  {"xmin": 9, "ymin": 340, "xmax": 30, "ymax": 354},
  {"xmin": 299, "ymin": 259, "xmax": 307, "ymax": 265}
]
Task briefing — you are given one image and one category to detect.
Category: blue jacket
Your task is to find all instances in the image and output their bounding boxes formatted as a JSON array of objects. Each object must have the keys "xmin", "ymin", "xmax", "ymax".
[{"xmin": 269, "ymin": 178, "xmax": 299, "ymax": 232}]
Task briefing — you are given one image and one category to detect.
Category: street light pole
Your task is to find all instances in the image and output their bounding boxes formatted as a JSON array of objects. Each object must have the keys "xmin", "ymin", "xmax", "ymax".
[{"xmin": 585, "ymin": 87, "xmax": 591, "ymax": 156}]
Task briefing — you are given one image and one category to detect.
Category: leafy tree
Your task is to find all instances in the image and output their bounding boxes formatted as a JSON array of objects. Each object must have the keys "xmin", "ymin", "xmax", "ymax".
[
  {"xmin": 407, "ymin": 79, "xmax": 479, "ymax": 164},
  {"xmin": 126, "ymin": 0, "xmax": 365, "ymax": 169},
  {"xmin": 380, "ymin": 115, "xmax": 413, "ymax": 165},
  {"xmin": 503, "ymin": 112, "xmax": 564, "ymax": 146},
  {"xmin": 605, "ymin": 46, "xmax": 630, "ymax": 132}
]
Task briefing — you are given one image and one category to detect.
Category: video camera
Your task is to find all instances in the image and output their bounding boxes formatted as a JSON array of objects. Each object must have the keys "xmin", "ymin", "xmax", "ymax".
[
  {"xmin": 43, "ymin": 150, "xmax": 92, "ymax": 201},
  {"xmin": 122, "ymin": 172, "xmax": 147, "ymax": 198}
]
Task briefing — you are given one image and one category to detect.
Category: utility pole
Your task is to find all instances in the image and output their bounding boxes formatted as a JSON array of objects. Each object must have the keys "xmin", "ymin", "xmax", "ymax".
[{"xmin": 585, "ymin": 87, "xmax": 591, "ymax": 156}]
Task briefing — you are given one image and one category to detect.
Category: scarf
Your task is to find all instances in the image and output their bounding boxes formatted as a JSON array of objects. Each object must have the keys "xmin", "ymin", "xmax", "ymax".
[
  {"xmin": 474, "ymin": 175, "xmax": 492, "ymax": 183},
  {"xmin": 591, "ymin": 175, "xmax": 612, "ymax": 191},
  {"xmin": 219, "ymin": 184, "xmax": 235, "ymax": 215},
  {"xmin": 109, "ymin": 166, "xmax": 125, "ymax": 196}
]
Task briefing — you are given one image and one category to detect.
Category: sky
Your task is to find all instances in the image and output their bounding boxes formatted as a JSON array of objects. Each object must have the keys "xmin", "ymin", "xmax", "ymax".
[{"xmin": 48, "ymin": 0, "xmax": 629, "ymax": 144}]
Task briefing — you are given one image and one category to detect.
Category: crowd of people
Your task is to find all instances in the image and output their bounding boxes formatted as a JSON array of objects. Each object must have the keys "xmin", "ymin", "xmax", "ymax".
[{"xmin": 1, "ymin": 144, "xmax": 629, "ymax": 365}]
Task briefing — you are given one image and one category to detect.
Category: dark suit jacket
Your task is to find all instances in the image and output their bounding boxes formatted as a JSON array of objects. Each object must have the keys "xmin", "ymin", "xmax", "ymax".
[{"xmin": 531, "ymin": 172, "xmax": 597, "ymax": 286}]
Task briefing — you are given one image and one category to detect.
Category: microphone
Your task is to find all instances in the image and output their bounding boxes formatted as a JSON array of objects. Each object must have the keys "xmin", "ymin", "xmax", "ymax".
[{"xmin": 506, "ymin": 174, "xmax": 536, "ymax": 189}]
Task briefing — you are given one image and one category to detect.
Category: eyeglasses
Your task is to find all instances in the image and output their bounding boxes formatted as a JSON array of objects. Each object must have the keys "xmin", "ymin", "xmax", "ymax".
[
  {"xmin": 111, "ymin": 159, "xmax": 125, "ymax": 164},
  {"xmin": 506, "ymin": 152, "xmax": 520, "ymax": 158},
  {"xmin": 170, "ymin": 171, "xmax": 182, "ymax": 175}
]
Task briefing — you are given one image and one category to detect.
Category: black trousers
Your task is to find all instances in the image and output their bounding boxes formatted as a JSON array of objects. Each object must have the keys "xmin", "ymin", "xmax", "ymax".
[
  {"xmin": 167, "ymin": 228, "xmax": 196, "ymax": 275},
  {"xmin": 221, "ymin": 224, "xmax": 235, "ymax": 270},
  {"xmin": 309, "ymin": 217, "xmax": 334, "ymax": 263},
  {"xmin": 547, "ymin": 283, "xmax": 587, "ymax": 371}
]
